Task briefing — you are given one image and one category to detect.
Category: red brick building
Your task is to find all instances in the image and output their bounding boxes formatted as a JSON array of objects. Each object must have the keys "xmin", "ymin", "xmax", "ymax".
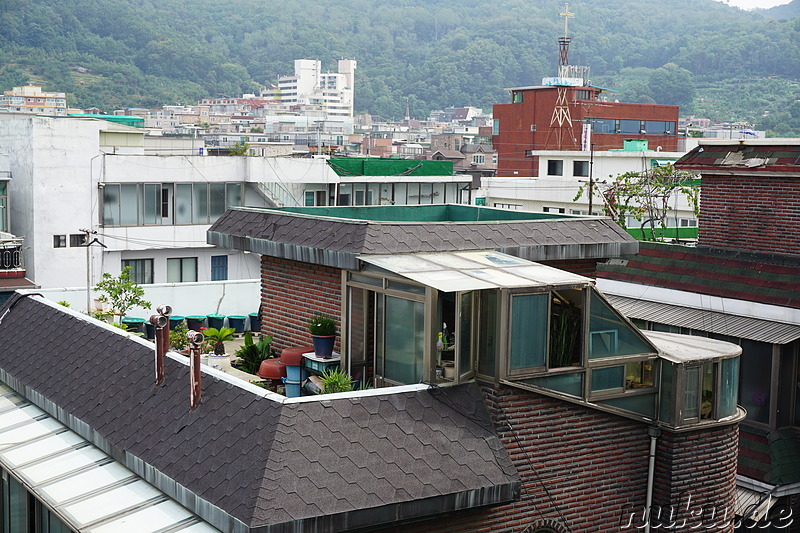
[{"xmin": 492, "ymin": 85, "xmax": 680, "ymax": 177}]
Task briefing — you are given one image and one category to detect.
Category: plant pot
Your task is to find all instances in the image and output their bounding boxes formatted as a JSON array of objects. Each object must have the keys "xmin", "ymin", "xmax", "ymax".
[
  {"xmin": 311, "ymin": 335, "xmax": 336, "ymax": 358},
  {"xmin": 186, "ymin": 315, "xmax": 206, "ymax": 330},
  {"xmin": 204, "ymin": 354, "xmax": 231, "ymax": 372}
]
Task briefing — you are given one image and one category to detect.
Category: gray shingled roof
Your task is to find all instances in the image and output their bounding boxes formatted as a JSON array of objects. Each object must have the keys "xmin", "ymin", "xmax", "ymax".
[
  {"xmin": 208, "ymin": 207, "xmax": 637, "ymax": 269},
  {"xmin": 0, "ymin": 295, "xmax": 519, "ymax": 533}
]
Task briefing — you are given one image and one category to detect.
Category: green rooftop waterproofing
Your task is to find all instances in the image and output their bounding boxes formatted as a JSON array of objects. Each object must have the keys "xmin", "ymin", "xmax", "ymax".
[
  {"xmin": 327, "ymin": 158, "xmax": 453, "ymax": 177},
  {"xmin": 66, "ymin": 114, "xmax": 145, "ymax": 128},
  {"xmin": 272, "ymin": 204, "xmax": 573, "ymax": 222}
]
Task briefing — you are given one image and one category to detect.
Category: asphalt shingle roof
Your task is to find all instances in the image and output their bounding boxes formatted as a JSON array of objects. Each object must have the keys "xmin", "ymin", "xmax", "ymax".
[
  {"xmin": 208, "ymin": 208, "xmax": 637, "ymax": 269},
  {"xmin": 0, "ymin": 295, "xmax": 519, "ymax": 532}
]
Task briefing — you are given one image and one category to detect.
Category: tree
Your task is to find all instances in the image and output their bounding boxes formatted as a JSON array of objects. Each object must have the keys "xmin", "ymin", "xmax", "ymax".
[
  {"xmin": 648, "ymin": 63, "xmax": 696, "ymax": 108},
  {"xmin": 228, "ymin": 141, "xmax": 249, "ymax": 156},
  {"xmin": 94, "ymin": 266, "xmax": 151, "ymax": 321},
  {"xmin": 574, "ymin": 164, "xmax": 699, "ymax": 241}
]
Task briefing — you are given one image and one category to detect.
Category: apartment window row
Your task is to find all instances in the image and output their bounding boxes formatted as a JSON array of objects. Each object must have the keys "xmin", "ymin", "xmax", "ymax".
[
  {"xmin": 121, "ymin": 255, "xmax": 228, "ymax": 284},
  {"xmin": 494, "ymin": 203, "xmax": 522, "ymax": 210},
  {"xmin": 336, "ymin": 182, "xmax": 470, "ymax": 207},
  {"xmin": 584, "ymin": 119, "xmax": 676, "ymax": 135},
  {"xmin": 546, "ymin": 159, "xmax": 590, "ymax": 177},
  {"xmin": 53, "ymin": 234, "xmax": 87, "ymax": 248},
  {"xmin": 102, "ymin": 182, "xmax": 243, "ymax": 227}
]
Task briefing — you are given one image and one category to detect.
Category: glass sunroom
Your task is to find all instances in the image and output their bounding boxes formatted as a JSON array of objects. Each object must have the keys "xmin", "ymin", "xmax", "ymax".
[{"xmin": 344, "ymin": 250, "xmax": 742, "ymax": 429}]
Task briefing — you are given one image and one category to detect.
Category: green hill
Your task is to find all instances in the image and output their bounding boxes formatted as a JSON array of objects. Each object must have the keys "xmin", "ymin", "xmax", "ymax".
[{"xmin": 1, "ymin": 0, "xmax": 798, "ymax": 134}]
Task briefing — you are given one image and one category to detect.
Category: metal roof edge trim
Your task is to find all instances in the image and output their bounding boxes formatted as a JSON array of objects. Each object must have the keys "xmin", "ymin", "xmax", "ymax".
[
  {"xmin": 0, "ymin": 368, "xmax": 243, "ymax": 533},
  {"xmin": 207, "ymin": 232, "xmax": 361, "ymax": 270},
  {"xmin": 251, "ymin": 482, "xmax": 521, "ymax": 533},
  {"xmin": 499, "ymin": 241, "xmax": 639, "ymax": 262},
  {"xmin": 228, "ymin": 206, "xmax": 371, "ymax": 225}
]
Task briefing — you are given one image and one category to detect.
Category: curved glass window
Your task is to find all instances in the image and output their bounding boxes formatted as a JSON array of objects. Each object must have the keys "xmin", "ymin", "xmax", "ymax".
[{"xmin": 589, "ymin": 292, "xmax": 654, "ymax": 359}]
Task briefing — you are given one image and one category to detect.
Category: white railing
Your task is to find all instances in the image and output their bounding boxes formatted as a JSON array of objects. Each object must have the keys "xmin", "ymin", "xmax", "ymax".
[{"xmin": 257, "ymin": 182, "xmax": 302, "ymax": 207}]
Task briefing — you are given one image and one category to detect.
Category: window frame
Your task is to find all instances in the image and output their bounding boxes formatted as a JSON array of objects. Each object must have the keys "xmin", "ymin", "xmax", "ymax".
[
  {"xmin": 121, "ymin": 258, "xmax": 154, "ymax": 285},
  {"xmin": 546, "ymin": 159, "xmax": 564, "ymax": 176},
  {"xmin": 167, "ymin": 257, "xmax": 198, "ymax": 283}
]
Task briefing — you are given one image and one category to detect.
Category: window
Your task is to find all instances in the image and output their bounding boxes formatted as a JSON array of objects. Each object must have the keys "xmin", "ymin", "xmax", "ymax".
[
  {"xmin": 586, "ymin": 118, "xmax": 615, "ymax": 133},
  {"xmin": 472, "ymin": 154, "xmax": 485, "ymax": 165},
  {"xmin": 543, "ymin": 206, "xmax": 565, "ymax": 214},
  {"xmin": 167, "ymin": 257, "xmax": 197, "ymax": 283},
  {"xmin": 211, "ymin": 255, "xmax": 228, "ymax": 281},
  {"xmin": 573, "ymin": 160, "xmax": 589, "ymax": 177},
  {"xmin": 679, "ymin": 218, "xmax": 697, "ymax": 227},
  {"xmin": 619, "ymin": 120, "xmax": 642, "ymax": 134},
  {"xmin": 575, "ymin": 90, "xmax": 592, "ymax": 100},
  {"xmin": 494, "ymin": 203, "xmax": 522, "ymax": 209},
  {"xmin": 492, "ymin": 119, "xmax": 499, "ymax": 135},
  {"xmin": 512, "ymin": 92, "xmax": 524, "ymax": 103},
  {"xmin": 122, "ymin": 259, "xmax": 154, "ymax": 284},
  {"xmin": 69, "ymin": 233, "xmax": 87, "ymax": 247},
  {"xmin": 53, "ymin": 235, "xmax": 66, "ymax": 248},
  {"xmin": 103, "ymin": 182, "xmax": 244, "ymax": 227},
  {"xmin": 547, "ymin": 159, "xmax": 563, "ymax": 176},
  {"xmin": 588, "ymin": 291, "xmax": 654, "ymax": 359}
]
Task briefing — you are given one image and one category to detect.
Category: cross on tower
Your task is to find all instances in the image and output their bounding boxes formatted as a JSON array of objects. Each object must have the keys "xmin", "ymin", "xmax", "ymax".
[{"xmin": 560, "ymin": 3, "xmax": 574, "ymax": 40}]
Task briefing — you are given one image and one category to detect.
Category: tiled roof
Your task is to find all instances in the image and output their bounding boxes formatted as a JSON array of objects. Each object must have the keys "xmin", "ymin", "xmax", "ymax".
[
  {"xmin": 430, "ymin": 149, "xmax": 465, "ymax": 159},
  {"xmin": 597, "ymin": 242, "xmax": 800, "ymax": 310},
  {"xmin": 0, "ymin": 295, "xmax": 519, "ymax": 532},
  {"xmin": 208, "ymin": 208, "xmax": 637, "ymax": 269},
  {"xmin": 676, "ymin": 143, "xmax": 800, "ymax": 174}
]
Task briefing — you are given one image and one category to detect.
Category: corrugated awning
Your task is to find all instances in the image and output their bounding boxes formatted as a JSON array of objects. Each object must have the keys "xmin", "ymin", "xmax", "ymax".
[
  {"xmin": 735, "ymin": 487, "xmax": 776, "ymax": 522},
  {"xmin": 606, "ymin": 294, "xmax": 800, "ymax": 345},
  {"xmin": 0, "ymin": 383, "xmax": 218, "ymax": 533},
  {"xmin": 359, "ymin": 251, "xmax": 591, "ymax": 292}
]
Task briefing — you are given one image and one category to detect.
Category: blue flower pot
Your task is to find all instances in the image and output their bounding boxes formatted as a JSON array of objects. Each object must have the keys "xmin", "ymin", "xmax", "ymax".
[{"xmin": 311, "ymin": 335, "xmax": 336, "ymax": 357}]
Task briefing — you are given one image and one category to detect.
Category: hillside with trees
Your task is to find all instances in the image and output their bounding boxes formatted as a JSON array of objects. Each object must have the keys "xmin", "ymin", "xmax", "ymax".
[{"xmin": 1, "ymin": 0, "xmax": 799, "ymax": 134}]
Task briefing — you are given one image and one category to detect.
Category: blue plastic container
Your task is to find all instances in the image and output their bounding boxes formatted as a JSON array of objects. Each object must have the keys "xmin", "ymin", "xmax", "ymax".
[
  {"xmin": 249, "ymin": 312, "xmax": 261, "ymax": 332},
  {"xmin": 282, "ymin": 377, "xmax": 301, "ymax": 398},
  {"xmin": 286, "ymin": 365, "xmax": 302, "ymax": 382},
  {"xmin": 121, "ymin": 317, "xmax": 145, "ymax": 334},
  {"xmin": 207, "ymin": 314, "xmax": 225, "ymax": 329},
  {"xmin": 169, "ymin": 316, "xmax": 185, "ymax": 330},
  {"xmin": 228, "ymin": 315, "xmax": 247, "ymax": 333}
]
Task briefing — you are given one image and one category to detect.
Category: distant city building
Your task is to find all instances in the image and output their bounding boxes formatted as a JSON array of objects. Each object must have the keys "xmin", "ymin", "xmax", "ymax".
[
  {"xmin": 262, "ymin": 59, "xmax": 356, "ymax": 119},
  {"xmin": 0, "ymin": 85, "xmax": 67, "ymax": 116}
]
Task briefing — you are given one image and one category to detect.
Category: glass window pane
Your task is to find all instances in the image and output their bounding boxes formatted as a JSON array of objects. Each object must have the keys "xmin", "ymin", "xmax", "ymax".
[
  {"xmin": 339, "ymin": 183, "xmax": 352, "ymax": 206},
  {"xmin": 719, "ymin": 357, "xmax": 739, "ymax": 418},
  {"xmin": 458, "ymin": 292, "xmax": 473, "ymax": 376},
  {"xmin": 420, "ymin": 183, "xmax": 433, "ymax": 204},
  {"xmin": 226, "ymin": 183, "xmax": 242, "ymax": 209},
  {"xmin": 175, "ymin": 184, "xmax": 192, "ymax": 224},
  {"xmin": 660, "ymin": 361, "xmax": 674, "ymax": 423},
  {"xmin": 625, "ymin": 360, "xmax": 654, "ymax": 389},
  {"xmin": 510, "ymin": 294, "xmax": 548, "ymax": 370},
  {"xmin": 432, "ymin": 183, "xmax": 445, "ymax": 204},
  {"xmin": 210, "ymin": 255, "xmax": 228, "ymax": 281},
  {"xmin": 407, "ymin": 183, "xmax": 420, "ymax": 204},
  {"xmin": 192, "ymin": 183, "xmax": 208, "ymax": 223},
  {"xmin": 383, "ymin": 296, "xmax": 424, "ymax": 384},
  {"xmin": 103, "ymin": 184, "xmax": 120, "ymax": 225},
  {"xmin": 589, "ymin": 291, "xmax": 654, "ymax": 359},
  {"xmin": 445, "ymin": 183, "xmax": 457, "ymax": 204},
  {"xmin": 143, "ymin": 184, "xmax": 159, "ymax": 225},
  {"xmin": 684, "ymin": 366, "xmax": 700, "ymax": 419},
  {"xmin": 120, "ymin": 184, "xmax": 138, "ymax": 225},
  {"xmin": 701, "ymin": 362, "xmax": 715, "ymax": 419},
  {"xmin": 526, "ymin": 373, "xmax": 583, "ymax": 397},
  {"xmin": 182, "ymin": 257, "xmax": 197, "ymax": 282},
  {"xmin": 209, "ymin": 183, "xmax": 226, "ymax": 222},
  {"xmin": 367, "ymin": 183, "xmax": 380, "ymax": 206},
  {"xmin": 592, "ymin": 366, "xmax": 624, "ymax": 391},
  {"xmin": 394, "ymin": 183, "xmax": 407, "ymax": 205},
  {"xmin": 167, "ymin": 258, "xmax": 181, "ymax": 282},
  {"xmin": 477, "ymin": 290, "xmax": 498, "ymax": 377},
  {"xmin": 619, "ymin": 120, "xmax": 641, "ymax": 134},
  {"xmin": 739, "ymin": 339, "xmax": 771, "ymax": 424}
]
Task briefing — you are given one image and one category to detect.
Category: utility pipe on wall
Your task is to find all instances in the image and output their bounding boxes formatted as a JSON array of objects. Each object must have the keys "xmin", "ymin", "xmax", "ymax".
[{"xmin": 644, "ymin": 425, "xmax": 661, "ymax": 533}]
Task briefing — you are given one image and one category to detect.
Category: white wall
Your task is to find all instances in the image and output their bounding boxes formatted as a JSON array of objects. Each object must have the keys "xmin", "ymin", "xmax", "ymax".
[{"xmin": 33, "ymin": 278, "xmax": 260, "ymax": 318}]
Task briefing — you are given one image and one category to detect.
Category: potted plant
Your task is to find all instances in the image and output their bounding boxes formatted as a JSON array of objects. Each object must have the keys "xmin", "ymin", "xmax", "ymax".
[
  {"xmin": 201, "ymin": 326, "xmax": 236, "ymax": 372},
  {"xmin": 318, "ymin": 367, "xmax": 355, "ymax": 394},
  {"xmin": 307, "ymin": 312, "xmax": 337, "ymax": 358},
  {"xmin": 234, "ymin": 332, "xmax": 274, "ymax": 374}
]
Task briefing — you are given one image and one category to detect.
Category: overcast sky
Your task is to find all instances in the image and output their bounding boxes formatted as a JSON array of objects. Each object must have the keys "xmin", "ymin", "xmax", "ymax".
[{"xmin": 716, "ymin": 0, "xmax": 792, "ymax": 9}]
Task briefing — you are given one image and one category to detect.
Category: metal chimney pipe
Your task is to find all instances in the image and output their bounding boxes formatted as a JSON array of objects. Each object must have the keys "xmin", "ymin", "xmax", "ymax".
[
  {"xmin": 152, "ymin": 305, "xmax": 172, "ymax": 386},
  {"xmin": 151, "ymin": 314, "xmax": 168, "ymax": 385},
  {"xmin": 187, "ymin": 330, "xmax": 204, "ymax": 410}
]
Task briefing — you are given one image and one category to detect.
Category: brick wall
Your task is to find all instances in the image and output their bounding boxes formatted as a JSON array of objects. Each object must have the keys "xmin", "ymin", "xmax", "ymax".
[
  {"xmin": 651, "ymin": 424, "xmax": 738, "ymax": 531},
  {"xmin": 699, "ymin": 174, "xmax": 800, "ymax": 257},
  {"xmin": 390, "ymin": 385, "xmax": 738, "ymax": 533},
  {"xmin": 259, "ymin": 256, "xmax": 343, "ymax": 354}
]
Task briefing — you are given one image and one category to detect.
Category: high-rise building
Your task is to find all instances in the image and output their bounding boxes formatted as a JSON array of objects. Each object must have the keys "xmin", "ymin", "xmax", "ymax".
[{"xmin": 262, "ymin": 59, "xmax": 356, "ymax": 119}]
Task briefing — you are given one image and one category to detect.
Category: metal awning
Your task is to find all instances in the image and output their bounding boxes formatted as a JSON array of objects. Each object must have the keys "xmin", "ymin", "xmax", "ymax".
[
  {"xmin": 0, "ymin": 383, "xmax": 218, "ymax": 533},
  {"xmin": 735, "ymin": 487, "xmax": 776, "ymax": 522},
  {"xmin": 359, "ymin": 251, "xmax": 591, "ymax": 292},
  {"xmin": 606, "ymin": 294, "xmax": 800, "ymax": 345}
]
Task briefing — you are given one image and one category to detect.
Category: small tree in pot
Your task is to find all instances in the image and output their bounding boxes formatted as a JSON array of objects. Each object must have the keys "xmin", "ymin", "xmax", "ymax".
[
  {"xmin": 202, "ymin": 326, "xmax": 236, "ymax": 355},
  {"xmin": 307, "ymin": 312, "xmax": 337, "ymax": 358}
]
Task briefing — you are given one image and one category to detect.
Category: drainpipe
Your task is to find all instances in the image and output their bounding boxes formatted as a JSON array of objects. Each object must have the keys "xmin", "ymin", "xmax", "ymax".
[
  {"xmin": 644, "ymin": 425, "xmax": 661, "ymax": 533},
  {"xmin": 152, "ymin": 305, "xmax": 172, "ymax": 386}
]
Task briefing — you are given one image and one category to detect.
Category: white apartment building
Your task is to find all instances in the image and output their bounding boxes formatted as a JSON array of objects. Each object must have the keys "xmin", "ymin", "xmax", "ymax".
[
  {"xmin": 0, "ymin": 85, "xmax": 67, "ymax": 116},
  {"xmin": 263, "ymin": 59, "xmax": 356, "ymax": 119},
  {"xmin": 482, "ymin": 146, "xmax": 698, "ymax": 229},
  {"xmin": 0, "ymin": 114, "xmax": 469, "ymax": 294}
]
